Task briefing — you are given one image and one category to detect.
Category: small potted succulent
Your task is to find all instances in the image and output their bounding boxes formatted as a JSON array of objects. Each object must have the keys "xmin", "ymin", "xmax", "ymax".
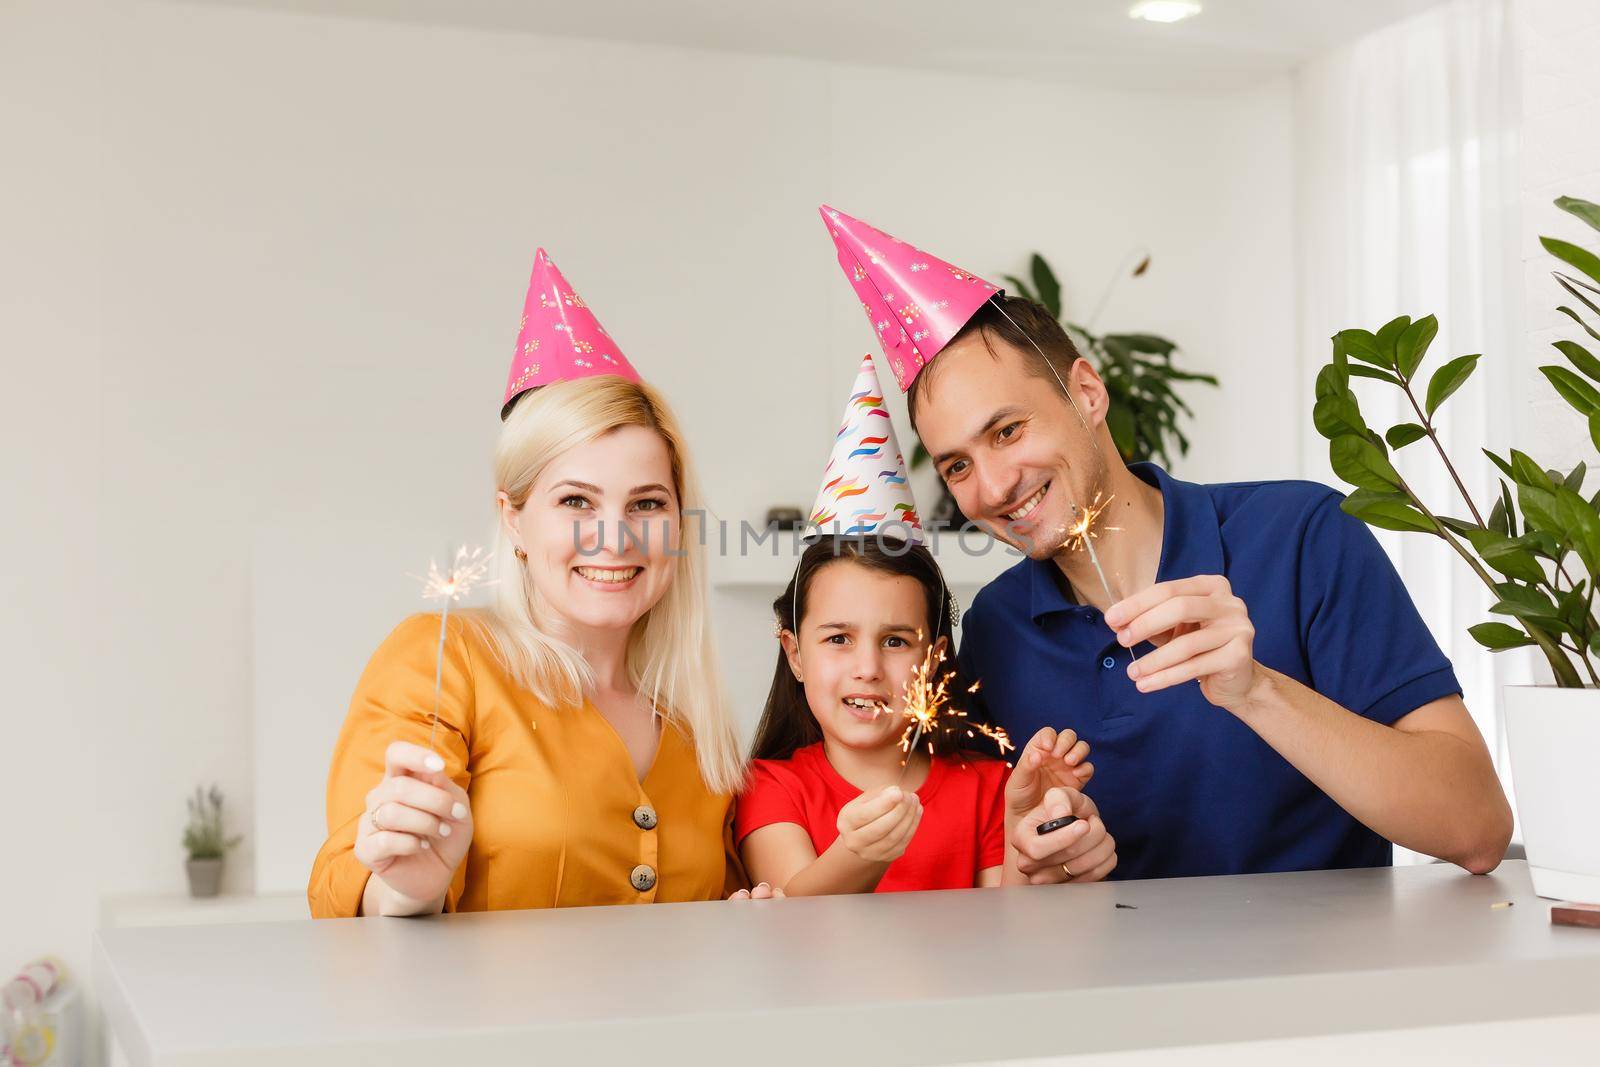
[
  {"xmin": 1312, "ymin": 195, "xmax": 1600, "ymax": 902},
  {"xmin": 182, "ymin": 785, "xmax": 241, "ymax": 898}
]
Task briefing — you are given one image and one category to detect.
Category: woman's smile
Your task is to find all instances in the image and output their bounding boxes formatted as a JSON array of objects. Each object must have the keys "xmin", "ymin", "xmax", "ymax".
[{"xmin": 574, "ymin": 563, "xmax": 644, "ymax": 589}]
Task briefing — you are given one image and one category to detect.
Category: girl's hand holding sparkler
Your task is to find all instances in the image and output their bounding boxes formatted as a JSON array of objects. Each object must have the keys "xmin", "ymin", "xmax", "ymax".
[
  {"xmin": 836, "ymin": 785, "xmax": 924, "ymax": 864},
  {"xmin": 1106, "ymin": 574, "xmax": 1258, "ymax": 711},
  {"xmin": 353, "ymin": 740, "xmax": 474, "ymax": 916}
]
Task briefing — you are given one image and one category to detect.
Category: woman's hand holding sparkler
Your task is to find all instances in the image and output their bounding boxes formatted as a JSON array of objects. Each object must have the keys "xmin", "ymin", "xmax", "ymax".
[
  {"xmin": 354, "ymin": 740, "xmax": 474, "ymax": 916},
  {"xmin": 1106, "ymin": 574, "xmax": 1258, "ymax": 712},
  {"xmin": 836, "ymin": 785, "xmax": 923, "ymax": 864},
  {"xmin": 1003, "ymin": 727, "xmax": 1116, "ymax": 885}
]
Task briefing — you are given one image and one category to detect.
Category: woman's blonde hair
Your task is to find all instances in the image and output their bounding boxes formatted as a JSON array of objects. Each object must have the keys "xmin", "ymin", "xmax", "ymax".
[{"xmin": 475, "ymin": 376, "xmax": 743, "ymax": 795}]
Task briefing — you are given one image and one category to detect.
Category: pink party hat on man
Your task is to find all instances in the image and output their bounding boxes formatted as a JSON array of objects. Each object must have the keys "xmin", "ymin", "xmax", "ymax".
[
  {"xmin": 818, "ymin": 205, "xmax": 1000, "ymax": 393},
  {"xmin": 502, "ymin": 248, "xmax": 641, "ymax": 418},
  {"xmin": 809, "ymin": 354, "xmax": 923, "ymax": 542}
]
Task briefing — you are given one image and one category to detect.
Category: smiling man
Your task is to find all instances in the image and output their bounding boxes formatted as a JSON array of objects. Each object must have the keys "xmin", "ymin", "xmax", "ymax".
[{"xmin": 819, "ymin": 206, "xmax": 1512, "ymax": 881}]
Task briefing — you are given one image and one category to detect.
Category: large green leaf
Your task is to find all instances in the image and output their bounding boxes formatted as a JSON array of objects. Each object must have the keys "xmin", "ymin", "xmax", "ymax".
[
  {"xmin": 1030, "ymin": 254, "xmax": 1062, "ymax": 319},
  {"xmin": 1517, "ymin": 482, "xmax": 1564, "ymax": 539},
  {"xmin": 1477, "ymin": 535, "xmax": 1549, "ymax": 584},
  {"xmin": 1554, "ymin": 484, "xmax": 1600, "ymax": 577},
  {"xmin": 1340, "ymin": 489, "xmax": 1435, "ymax": 534},
  {"xmin": 1426, "ymin": 353, "xmax": 1480, "ymax": 416},
  {"xmin": 1330, "ymin": 434, "xmax": 1402, "ymax": 491},
  {"xmin": 1491, "ymin": 584, "xmax": 1571, "ymax": 634},
  {"xmin": 1468, "ymin": 622, "xmax": 1536, "ymax": 651},
  {"xmin": 1376, "ymin": 315, "xmax": 1412, "ymax": 364},
  {"xmin": 1556, "ymin": 196, "xmax": 1600, "ymax": 235},
  {"xmin": 1335, "ymin": 328, "xmax": 1390, "ymax": 369},
  {"xmin": 1541, "ymin": 235, "xmax": 1600, "ymax": 289},
  {"xmin": 1314, "ymin": 364, "xmax": 1348, "ymax": 401},
  {"xmin": 1313, "ymin": 392, "xmax": 1367, "ymax": 439},
  {"xmin": 1541, "ymin": 364, "xmax": 1600, "ymax": 415},
  {"xmin": 1394, "ymin": 314, "xmax": 1438, "ymax": 380},
  {"xmin": 1385, "ymin": 423, "xmax": 1428, "ymax": 450},
  {"xmin": 1347, "ymin": 365, "xmax": 1403, "ymax": 386},
  {"xmin": 1590, "ymin": 410, "xmax": 1600, "ymax": 456},
  {"xmin": 1510, "ymin": 449, "xmax": 1556, "ymax": 492},
  {"xmin": 1554, "ymin": 339, "xmax": 1600, "ymax": 383}
]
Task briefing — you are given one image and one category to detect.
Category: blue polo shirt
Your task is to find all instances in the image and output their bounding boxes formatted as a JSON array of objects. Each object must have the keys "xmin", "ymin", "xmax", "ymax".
[{"xmin": 957, "ymin": 463, "xmax": 1461, "ymax": 880}]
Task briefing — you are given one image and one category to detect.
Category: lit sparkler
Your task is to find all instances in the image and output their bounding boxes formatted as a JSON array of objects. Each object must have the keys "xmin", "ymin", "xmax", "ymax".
[
  {"xmin": 413, "ymin": 546, "xmax": 495, "ymax": 752},
  {"xmin": 881, "ymin": 637, "xmax": 1013, "ymax": 781},
  {"xmin": 1062, "ymin": 491, "xmax": 1120, "ymax": 606}
]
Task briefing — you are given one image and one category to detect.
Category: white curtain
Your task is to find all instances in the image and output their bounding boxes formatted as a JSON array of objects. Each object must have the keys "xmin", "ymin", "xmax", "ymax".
[{"xmin": 1294, "ymin": 0, "xmax": 1530, "ymax": 825}]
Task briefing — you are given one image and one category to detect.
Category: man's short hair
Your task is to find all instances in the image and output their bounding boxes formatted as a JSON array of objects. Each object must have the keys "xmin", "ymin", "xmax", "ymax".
[{"xmin": 908, "ymin": 295, "xmax": 1084, "ymax": 426}]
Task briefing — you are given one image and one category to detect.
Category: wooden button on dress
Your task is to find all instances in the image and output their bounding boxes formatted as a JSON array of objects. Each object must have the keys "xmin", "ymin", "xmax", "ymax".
[
  {"xmin": 633, "ymin": 804, "xmax": 658, "ymax": 830},
  {"xmin": 630, "ymin": 864, "xmax": 657, "ymax": 892}
]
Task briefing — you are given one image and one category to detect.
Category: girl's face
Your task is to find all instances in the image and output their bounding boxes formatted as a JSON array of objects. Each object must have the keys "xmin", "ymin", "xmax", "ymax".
[
  {"xmin": 783, "ymin": 560, "xmax": 943, "ymax": 753},
  {"xmin": 500, "ymin": 425, "xmax": 680, "ymax": 640}
]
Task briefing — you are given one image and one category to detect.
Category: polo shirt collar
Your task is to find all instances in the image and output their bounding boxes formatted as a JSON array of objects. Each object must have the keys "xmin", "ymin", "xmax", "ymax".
[{"xmin": 1027, "ymin": 462, "xmax": 1224, "ymax": 622}]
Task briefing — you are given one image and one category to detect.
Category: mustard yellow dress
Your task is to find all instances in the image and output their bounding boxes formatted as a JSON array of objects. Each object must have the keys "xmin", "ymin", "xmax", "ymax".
[{"xmin": 308, "ymin": 613, "xmax": 745, "ymax": 917}]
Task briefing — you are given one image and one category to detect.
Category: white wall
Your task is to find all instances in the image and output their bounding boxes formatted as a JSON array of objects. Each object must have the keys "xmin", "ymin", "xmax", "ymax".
[
  {"xmin": 1, "ymin": 0, "xmax": 104, "ymax": 1042},
  {"xmin": 1, "ymin": 0, "xmax": 1294, "ymax": 1030},
  {"xmin": 1518, "ymin": 0, "xmax": 1600, "ymax": 470}
]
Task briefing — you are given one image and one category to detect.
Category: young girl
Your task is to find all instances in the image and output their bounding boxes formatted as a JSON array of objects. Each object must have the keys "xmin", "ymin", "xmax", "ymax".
[{"xmin": 734, "ymin": 354, "xmax": 1095, "ymax": 896}]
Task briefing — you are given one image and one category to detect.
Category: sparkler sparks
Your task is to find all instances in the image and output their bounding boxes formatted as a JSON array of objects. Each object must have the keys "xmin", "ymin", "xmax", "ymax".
[
  {"xmin": 880, "ymin": 638, "xmax": 1012, "ymax": 780},
  {"xmin": 412, "ymin": 546, "xmax": 495, "ymax": 753},
  {"xmin": 1063, "ymin": 491, "xmax": 1121, "ymax": 607}
]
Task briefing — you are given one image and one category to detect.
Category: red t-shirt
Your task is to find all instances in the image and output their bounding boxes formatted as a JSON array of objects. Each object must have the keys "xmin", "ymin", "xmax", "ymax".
[{"xmin": 734, "ymin": 743, "xmax": 1010, "ymax": 892}]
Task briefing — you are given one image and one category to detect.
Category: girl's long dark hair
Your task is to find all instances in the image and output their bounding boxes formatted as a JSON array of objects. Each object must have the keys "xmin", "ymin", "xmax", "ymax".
[{"xmin": 747, "ymin": 535, "xmax": 967, "ymax": 763}]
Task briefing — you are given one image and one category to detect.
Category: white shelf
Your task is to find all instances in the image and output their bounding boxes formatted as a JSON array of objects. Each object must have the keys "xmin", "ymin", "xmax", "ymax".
[{"xmin": 707, "ymin": 530, "xmax": 1024, "ymax": 590}]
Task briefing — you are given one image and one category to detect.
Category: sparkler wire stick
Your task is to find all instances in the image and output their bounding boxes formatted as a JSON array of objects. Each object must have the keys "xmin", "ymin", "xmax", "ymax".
[{"xmin": 414, "ymin": 546, "xmax": 495, "ymax": 755}]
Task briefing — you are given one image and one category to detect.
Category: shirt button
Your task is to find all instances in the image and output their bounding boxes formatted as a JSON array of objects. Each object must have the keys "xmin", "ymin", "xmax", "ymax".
[
  {"xmin": 630, "ymin": 864, "xmax": 657, "ymax": 892},
  {"xmin": 633, "ymin": 804, "xmax": 658, "ymax": 830},
  {"xmin": 1102, "ymin": 656, "xmax": 1116, "ymax": 669}
]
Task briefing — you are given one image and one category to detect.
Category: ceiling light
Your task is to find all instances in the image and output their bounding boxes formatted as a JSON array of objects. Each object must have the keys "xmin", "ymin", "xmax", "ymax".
[{"xmin": 1128, "ymin": 1, "xmax": 1203, "ymax": 23}]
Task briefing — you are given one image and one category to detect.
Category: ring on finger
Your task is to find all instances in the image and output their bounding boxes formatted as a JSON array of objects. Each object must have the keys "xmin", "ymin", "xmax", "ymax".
[
  {"xmin": 369, "ymin": 805, "xmax": 387, "ymax": 834},
  {"xmin": 1062, "ymin": 864, "xmax": 1075, "ymax": 880}
]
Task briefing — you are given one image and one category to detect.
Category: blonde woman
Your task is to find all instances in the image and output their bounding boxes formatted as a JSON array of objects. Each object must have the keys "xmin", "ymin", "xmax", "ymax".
[{"xmin": 309, "ymin": 251, "xmax": 766, "ymax": 916}]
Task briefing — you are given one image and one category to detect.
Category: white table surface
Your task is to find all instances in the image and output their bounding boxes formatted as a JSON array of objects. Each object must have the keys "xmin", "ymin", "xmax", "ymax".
[{"xmin": 92, "ymin": 861, "xmax": 1600, "ymax": 1066}]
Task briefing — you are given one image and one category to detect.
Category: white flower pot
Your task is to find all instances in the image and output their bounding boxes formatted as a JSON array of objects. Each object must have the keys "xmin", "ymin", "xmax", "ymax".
[{"xmin": 1504, "ymin": 685, "xmax": 1600, "ymax": 903}]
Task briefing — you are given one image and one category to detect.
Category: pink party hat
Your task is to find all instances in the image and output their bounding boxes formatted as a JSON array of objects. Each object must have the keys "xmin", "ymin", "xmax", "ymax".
[
  {"xmin": 502, "ymin": 248, "xmax": 641, "ymax": 418},
  {"xmin": 809, "ymin": 354, "xmax": 923, "ymax": 543},
  {"xmin": 818, "ymin": 205, "xmax": 1000, "ymax": 393}
]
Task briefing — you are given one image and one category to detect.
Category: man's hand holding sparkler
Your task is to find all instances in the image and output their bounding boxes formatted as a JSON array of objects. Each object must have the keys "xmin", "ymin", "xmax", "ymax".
[
  {"xmin": 1003, "ymin": 727, "xmax": 1115, "ymax": 885},
  {"xmin": 1106, "ymin": 574, "xmax": 1259, "ymax": 712},
  {"xmin": 354, "ymin": 740, "xmax": 474, "ymax": 916}
]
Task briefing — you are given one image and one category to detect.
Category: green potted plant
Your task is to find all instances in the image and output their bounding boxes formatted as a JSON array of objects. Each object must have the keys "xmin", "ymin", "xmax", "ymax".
[
  {"xmin": 911, "ymin": 252, "xmax": 1218, "ymax": 521},
  {"xmin": 183, "ymin": 784, "xmax": 241, "ymax": 898},
  {"xmin": 1312, "ymin": 195, "xmax": 1600, "ymax": 902}
]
